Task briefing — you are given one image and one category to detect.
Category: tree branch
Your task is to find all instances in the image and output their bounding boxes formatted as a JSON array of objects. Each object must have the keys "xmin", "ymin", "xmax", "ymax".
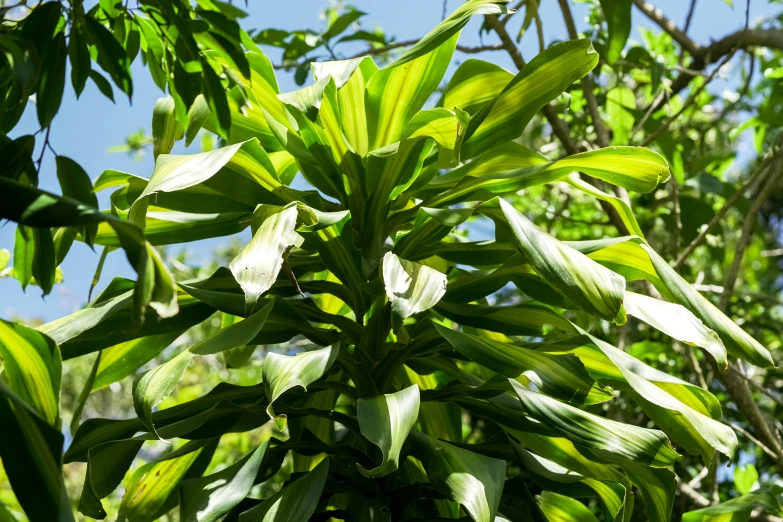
[
  {"xmin": 674, "ymin": 149, "xmax": 778, "ymax": 268},
  {"xmin": 631, "ymin": 0, "xmax": 701, "ymax": 55},
  {"xmin": 484, "ymin": 13, "xmax": 631, "ymax": 235},
  {"xmin": 635, "ymin": 0, "xmax": 782, "ymax": 108},
  {"xmin": 719, "ymin": 161, "xmax": 781, "ymax": 309}
]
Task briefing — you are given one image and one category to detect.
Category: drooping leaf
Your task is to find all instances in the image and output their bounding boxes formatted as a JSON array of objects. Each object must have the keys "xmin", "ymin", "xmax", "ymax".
[
  {"xmin": 623, "ymin": 291, "xmax": 727, "ymax": 368},
  {"xmin": 133, "ymin": 302, "xmax": 273, "ymax": 435},
  {"xmin": 510, "ymin": 439, "xmax": 628, "ymax": 522},
  {"xmin": 642, "ymin": 245, "xmax": 774, "ymax": 368},
  {"xmin": 36, "ymin": 31, "xmax": 67, "ymax": 128},
  {"xmin": 509, "ymin": 380, "xmax": 679, "ymax": 467},
  {"xmin": 382, "ymin": 252, "xmax": 447, "ymax": 332},
  {"xmin": 0, "ymin": 177, "xmax": 178, "ymax": 323},
  {"xmin": 55, "ymin": 156, "xmax": 99, "ymax": 246},
  {"xmin": 0, "ymin": 382, "xmax": 74, "ymax": 522},
  {"xmin": 541, "ymin": 329, "xmax": 736, "ymax": 463},
  {"xmin": 435, "ymin": 324, "xmax": 612, "ymax": 406},
  {"xmin": 357, "ymin": 384, "xmax": 420, "ymax": 477},
  {"xmin": 497, "ymin": 198, "xmax": 626, "ymax": 322}
]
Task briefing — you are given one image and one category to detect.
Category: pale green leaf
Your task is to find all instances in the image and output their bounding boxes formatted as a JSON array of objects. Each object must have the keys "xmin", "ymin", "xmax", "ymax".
[
  {"xmin": 733, "ymin": 464, "xmax": 759, "ymax": 495},
  {"xmin": 642, "ymin": 244, "xmax": 774, "ymax": 368},
  {"xmin": 357, "ymin": 384, "xmax": 420, "ymax": 477},
  {"xmin": 382, "ymin": 252, "xmax": 447, "ymax": 332},
  {"xmin": 263, "ymin": 344, "xmax": 340, "ymax": 423},
  {"xmin": 230, "ymin": 204, "xmax": 303, "ymax": 313},
  {"xmin": 607, "ymin": 87, "xmax": 636, "ymax": 145},
  {"xmin": 623, "ymin": 291, "xmax": 727, "ymax": 369},
  {"xmin": 462, "ymin": 39, "xmax": 598, "ymax": 159},
  {"xmin": 538, "ymin": 491, "xmax": 600, "ymax": 522},
  {"xmin": 366, "ymin": 33, "xmax": 457, "ymax": 150}
]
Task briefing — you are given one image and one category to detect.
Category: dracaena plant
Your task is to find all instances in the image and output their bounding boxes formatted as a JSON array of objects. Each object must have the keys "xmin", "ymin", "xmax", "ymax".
[{"xmin": 0, "ymin": 1, "xmax": 778, "ymax": 521}]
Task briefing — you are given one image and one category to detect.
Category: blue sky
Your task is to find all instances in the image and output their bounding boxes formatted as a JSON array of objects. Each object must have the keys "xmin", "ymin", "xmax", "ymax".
[{"xmin": 1, "ymin": 0, "xmax": 771, "ymax": 322}]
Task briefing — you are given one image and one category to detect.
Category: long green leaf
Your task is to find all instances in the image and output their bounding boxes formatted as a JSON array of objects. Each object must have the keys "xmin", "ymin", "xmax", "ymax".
[
  {"xmin": 682, "ymin": 488, "xmax": 782, "ymax": 522},
  {"xmin": 0, "ymin": 319, "xmax": 61, "ymax": 426},
  {"xmin": 642, "ymin": 244, "xmax": 774, "ymax": 368},
  {"xmin": 0, "ymin": 177, "xmax": 178, "ymax": 323},
  {"xmin": 435, "ymin": 324, "xmax": 612, "ymax": 406},
  {"xmin": 133, "ymin": 302, "xmax": 273, "ymax": 435},
  {"xmin": 409, "ymin": 429, "xmax": 506, "ymax": 522},
  {"xmin": 623, "ymin": 291, "xmax": 727, "ymax": 368},
  {"xmin": 538, "ymin": 491, "xmax": 600, "ymax": 522},
  {"xmin": 461, "ymin": 39, "xmax": 598, "ymax": 159},
  {"xmin": 427, "ymin": 144, "xmax": 669, "ymax": 207},
  {"xmin": 180, "ymin": 442, "xmax": 269, "ymax": 522},
  {"xmin": 117, "ymin": 440, "xmax": 215, "ymax": 522},
  {"xmin": 366, "ymin": 34, "xmax": 457, "ymax": 150},
  {"xmin": 391, "ymin": 0, "xmax": 510, "ymax": 67},
  {"xmin": 238, "ymin": 458, "xmax": 329, "ymax": 522}
]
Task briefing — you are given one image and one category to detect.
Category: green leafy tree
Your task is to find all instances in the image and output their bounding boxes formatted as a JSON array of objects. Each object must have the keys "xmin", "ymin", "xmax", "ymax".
[{"xmin": 2, "ymin": 0, "xmax": 783, "ymax": 521}]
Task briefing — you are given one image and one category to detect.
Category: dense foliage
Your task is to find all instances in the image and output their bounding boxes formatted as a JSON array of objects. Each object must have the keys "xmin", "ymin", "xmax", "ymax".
[{"xmin": 1, "ymin": 0, "xmax": 783, "ymax": 521}]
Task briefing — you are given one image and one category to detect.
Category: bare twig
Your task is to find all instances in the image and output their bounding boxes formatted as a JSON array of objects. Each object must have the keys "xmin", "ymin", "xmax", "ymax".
[
  {"xmin": 719, "ymin": 161, "xmax": 781, "ymax": 309},
  {"xmin": 680, "ymin": 477, "xmax": 783, "ymax": 522},
  {"xmin": 641, "ymin": 49, "xmax": 736, "ymax": 147},
  {"xmin": 683, "ymin": 0, "xmax": 698, "ymax": 34},
  {"xmin": 674, "ymin": 153, "xmax": 776, "ymax": 268},
  {"xmin": 632, "ymin": 0, "xmax": 701, "ymax": 55},
  {"xmin": 724, "ymin": 420, "xmax": 780, "ymax": 460},
  {"xmin": 556, "ymin": 0, "xmax": 611, "ymax": 149},
  {"xmin": 636, "ymin": 0, "xmax": 778, "ymax": 113}
]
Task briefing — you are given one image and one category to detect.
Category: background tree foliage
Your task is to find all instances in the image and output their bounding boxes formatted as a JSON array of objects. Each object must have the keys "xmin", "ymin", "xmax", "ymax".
[{"xmin": 1, "ymin": 0, "xmax": 783, "ymax": 521}]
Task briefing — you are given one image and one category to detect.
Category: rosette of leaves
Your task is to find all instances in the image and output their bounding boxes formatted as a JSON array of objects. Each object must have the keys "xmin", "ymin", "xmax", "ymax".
[{"xmin": 0, "ymin": 1, "xmax": 775, "ymax": 521}]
